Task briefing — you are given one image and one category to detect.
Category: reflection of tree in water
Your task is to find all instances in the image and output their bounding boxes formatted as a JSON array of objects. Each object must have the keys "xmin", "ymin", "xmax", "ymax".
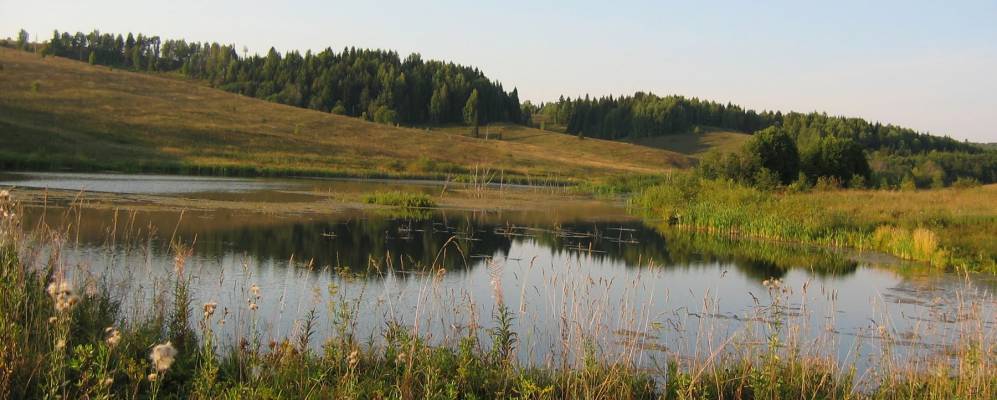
[
  {"xmin": 644, "ymin": 223, "xmax": 859, "ymax": 279},
  {"xmin": 190, "ymin": 216, "xmax": 514, "ymax": 272},
  {"xmin": 183, "ymin": 213, "xmax": 856, "ymax": 281}
]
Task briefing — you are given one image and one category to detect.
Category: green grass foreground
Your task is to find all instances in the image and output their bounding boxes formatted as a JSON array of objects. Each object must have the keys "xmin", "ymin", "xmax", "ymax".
[
  {"xmin": 631, "ymin": 175, "xmax": 997, "ymax": 272},
  {"xmin": 2, "ymin": 193, "xmax": 995, "ymax": 399}
]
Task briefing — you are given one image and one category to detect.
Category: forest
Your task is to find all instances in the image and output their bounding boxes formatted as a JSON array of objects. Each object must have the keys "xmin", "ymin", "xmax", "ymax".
[
  {"xmin": 36, "ymin": 29, "xmax": 522, "ymax": 126},
  {"xmin": 534, "ymin": 93, "xmax": 979, "ymax": 155}
]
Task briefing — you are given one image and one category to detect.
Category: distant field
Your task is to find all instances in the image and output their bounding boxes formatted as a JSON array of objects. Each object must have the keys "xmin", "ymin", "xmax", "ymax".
[
  {"xmin": 0, "ymin": 49, "xmax": 691, "ymax": 182},
  {"xmin": 622, "ymin": 127, "xmax": 751, "ymax": 157}
]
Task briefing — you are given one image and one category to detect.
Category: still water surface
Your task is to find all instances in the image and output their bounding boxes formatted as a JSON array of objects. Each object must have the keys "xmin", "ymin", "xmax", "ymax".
[{"xmin": 2, "ymin": 172, "xmax": 994, "ymax": 370}]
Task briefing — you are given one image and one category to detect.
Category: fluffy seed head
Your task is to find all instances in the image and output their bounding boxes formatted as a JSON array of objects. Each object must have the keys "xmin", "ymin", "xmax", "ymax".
[{"xmin": 150, "ymin": 342, "xmax": 178, "ymax": 372}]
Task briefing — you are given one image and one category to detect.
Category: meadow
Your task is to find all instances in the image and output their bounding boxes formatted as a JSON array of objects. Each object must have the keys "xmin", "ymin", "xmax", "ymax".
[{"xmin": 0, "ymin": 49, "xmax": 689, "ymax": 184}]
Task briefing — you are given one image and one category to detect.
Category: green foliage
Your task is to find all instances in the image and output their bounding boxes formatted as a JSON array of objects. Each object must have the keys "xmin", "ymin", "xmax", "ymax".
[
  {"xmin": 574, "ymin": 174, "xmax": 666, "ymax": 197},
  {"xmin": 742, "ymin": 126, "xmax": 800, "ymax": 183},
  {"xmin": 872, "ymin": 151, "xmax": 997, "ymax": 188},
  {"xmin": 362, "ymin": 191, "xmax": 436, "ymax": 208},
  {"xmin": 800, "ymin": 135, "xmax": 870, "ymax": 183},
  {"xmin": 545, "ymin": 91, "xmax": 977, "ymax": 156},
  {"xmin": 753, "ymin": 168, "xmax": 781, "ymax": 191},
  {"xmin": 463, "ymin": 88, "xmax": 480, "ymax": 127},
  {"xmin": 16, "ymin": 29, "xmax": 29, "ymax": 51}
]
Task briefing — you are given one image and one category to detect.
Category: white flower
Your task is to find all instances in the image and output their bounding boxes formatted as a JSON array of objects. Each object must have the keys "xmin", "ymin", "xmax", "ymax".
[{"xmin": 150, "ymin": 342, "xmax": 178, "ymax": 372}]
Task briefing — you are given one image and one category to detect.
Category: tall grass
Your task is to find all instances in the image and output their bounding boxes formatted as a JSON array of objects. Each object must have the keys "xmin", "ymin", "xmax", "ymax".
[
  {"xmin": 1, "ymin": 190, "xmax": 995, "ymax": 398},
  {"xmin": 631, "ymin": 174, "xmax": 996, "ymax": 272}
]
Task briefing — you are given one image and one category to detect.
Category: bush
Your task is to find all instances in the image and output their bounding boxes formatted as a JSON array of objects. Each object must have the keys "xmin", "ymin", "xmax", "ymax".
[
  {"xmin": 753, "ymin": 168, "xmax": 781, "ymax": 191},
  {"xmin": 952, "ymin": 176, "xmax": 981, "ymax": 189},
  {"xmin": 814, "ymin": 176, "xmax": 841, "ymax": 191}
]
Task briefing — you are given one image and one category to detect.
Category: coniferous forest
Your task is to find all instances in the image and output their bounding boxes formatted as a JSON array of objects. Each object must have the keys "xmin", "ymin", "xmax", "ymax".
[{"xmin": 39, "ymin": 30, "xmax": 522, "ymax": 125}]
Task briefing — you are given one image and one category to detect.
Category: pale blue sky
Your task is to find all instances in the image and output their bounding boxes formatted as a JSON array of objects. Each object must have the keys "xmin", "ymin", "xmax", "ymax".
[{"xmin": 2, "ymin": 0, "xmax": 995, "ymax": 141}]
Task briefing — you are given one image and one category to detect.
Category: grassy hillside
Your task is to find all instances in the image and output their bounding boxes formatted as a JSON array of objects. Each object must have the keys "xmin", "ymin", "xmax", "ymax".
[
  {"xmin": 0, "ymin": 48, "xmax": 691, "ymax": 182},
  {"xmin": 622, "ymin": 127, "xmax": 751, "ymax": 157}
]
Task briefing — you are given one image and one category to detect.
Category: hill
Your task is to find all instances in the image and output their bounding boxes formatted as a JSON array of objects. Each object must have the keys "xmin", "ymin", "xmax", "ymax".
[{"xmin": 0, "ymin": 48, "xmax": 691, "ymax": 182}]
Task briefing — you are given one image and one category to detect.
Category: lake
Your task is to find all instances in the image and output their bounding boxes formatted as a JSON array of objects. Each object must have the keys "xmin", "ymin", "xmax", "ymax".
[{"xmin": 2, "ymin": 171, "xmax": 994, "ymax": 372}]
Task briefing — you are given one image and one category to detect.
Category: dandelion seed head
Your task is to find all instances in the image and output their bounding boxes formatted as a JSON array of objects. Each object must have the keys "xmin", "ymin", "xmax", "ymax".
[
  {"xmin": 48, "ymin": 279, "xmax": 80, "ymax": 313},
  {"xmin": 150, "ymin": 341, "xmax": 178, "ymax": 372}
]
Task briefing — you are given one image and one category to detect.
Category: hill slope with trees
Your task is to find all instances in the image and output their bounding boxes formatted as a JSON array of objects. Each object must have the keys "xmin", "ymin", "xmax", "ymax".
[{"xmin": 0, "ymin": 48, "xmax": 690, "ymax": 181}]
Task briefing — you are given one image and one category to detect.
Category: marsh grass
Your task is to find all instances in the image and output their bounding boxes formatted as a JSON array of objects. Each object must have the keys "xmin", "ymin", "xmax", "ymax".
[
  {"xmin": 0, "ymin": 191, "xmax": 995, "ymax": 399},
  {"xmin": 362, "ymin": 191, "xmax": 436, "ymax": 208},
  {"xmin": 632, "ymin": 174, "xmax": 997, "ymax": 272}
]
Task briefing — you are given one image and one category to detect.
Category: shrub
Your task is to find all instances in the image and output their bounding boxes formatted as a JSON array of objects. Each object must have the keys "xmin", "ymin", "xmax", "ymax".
[
  {"xmin": 952, "ymin": 177, "xmax": 981, "ymax": 189},
  {"xmin": 753, "ymin": 168, "xmax": 781, "ymax": 191}
]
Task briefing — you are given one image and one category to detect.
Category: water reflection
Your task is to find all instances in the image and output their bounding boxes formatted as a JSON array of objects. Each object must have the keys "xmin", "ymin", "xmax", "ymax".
[{"xmin": 24, "ymin": 205, "xmax": 861, "ymax": 280}]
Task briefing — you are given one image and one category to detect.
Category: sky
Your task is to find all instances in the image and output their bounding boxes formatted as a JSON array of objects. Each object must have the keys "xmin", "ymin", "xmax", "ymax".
[{"xmin": 2, "ymin": 0, "xmax": 995, "ymax": 142}]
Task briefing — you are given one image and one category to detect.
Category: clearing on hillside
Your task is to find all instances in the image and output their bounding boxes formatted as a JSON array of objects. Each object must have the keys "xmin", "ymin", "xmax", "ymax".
[{"xmin": 622, "ymin": 127, "xmax": 751, "ymax": 157}]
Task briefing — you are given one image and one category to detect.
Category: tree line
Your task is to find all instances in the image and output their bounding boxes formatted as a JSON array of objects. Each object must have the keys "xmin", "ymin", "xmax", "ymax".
[
  {"xmin": 37, "ymin": 29, "xmax": 522, "ymax": 126},
  {"xmin": 533, "ymin": 93, "xmax": 978, "ymax": 155}
]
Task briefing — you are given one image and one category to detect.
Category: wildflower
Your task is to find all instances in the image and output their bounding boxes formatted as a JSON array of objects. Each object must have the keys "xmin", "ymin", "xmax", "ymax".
[
  {"xmin": 249, "ymin": 302, "xmax": 258, "ymax": 311},
  {"xmin": 250, "ymin": 284, "xmax": 261, "ymax": 297},
  {"xmin": 147, "ymin": 373, "xmax": 158, "ymax": 382},
  {"xmin": 150, "ymin": 342, "xmax": 178, "ymax": 372},
  {"xmin": 55, "ymin": 339, "xmax": 66, "ymax": 350},
  {"xmin": 105, "ymin": 327, "xmax": 122, "ymax": 348},
  {"xmin": 203, "ymin": 302, "xmax": 217, "ymax": 319},
  {"xmin": 102, "ymin": 377, "xmax": 114, "ymax": 386}
]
